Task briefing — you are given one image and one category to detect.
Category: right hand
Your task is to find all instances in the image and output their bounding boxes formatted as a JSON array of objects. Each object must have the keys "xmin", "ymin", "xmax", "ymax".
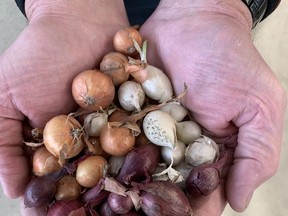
[
  {"xmin": 139, "ymin": 0, "xmax": 287, "ymax": 215},
  {"xmin": 0, "ymin": 0, "xmax": 129, "ymax": 215}
]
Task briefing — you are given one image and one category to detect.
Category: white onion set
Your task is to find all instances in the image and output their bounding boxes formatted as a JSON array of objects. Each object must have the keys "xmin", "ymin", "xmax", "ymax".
[
  {"xmin": 23, "ymin": 26, "xmax": 224, "ymax": 215},
  {"xmin": 160, "ymin": 102, "xmax": 188, "ymax": 122},
  {"xmin": 83, "ymin": 112, "xmax": 108, "ymax": 137},
  {"xmin": 143, "ymin": 110, "xmax": 177, "ymax": 149},
  {"xmin": 118, "ymin": 80, "xmax": 145, "ymax": 112}
]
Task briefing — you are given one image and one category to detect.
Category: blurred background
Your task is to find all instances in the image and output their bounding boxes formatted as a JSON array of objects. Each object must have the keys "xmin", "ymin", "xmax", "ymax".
[{"xmin": 0, "ymin": 1, "xmax": 287, "ymax": 215}]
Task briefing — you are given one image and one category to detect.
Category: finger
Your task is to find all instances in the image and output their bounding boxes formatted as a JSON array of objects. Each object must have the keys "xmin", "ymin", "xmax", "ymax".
[
  {"xmin": 189, "ymin": 183, "xmax": 227, "ymax": 216},
  {"xmin": 20, "ymin": 197, "xmax": 47, "ymax": 216},
  {"xmin": 226, "ymin": 104, "xmax": 286, "ymax": 212},
  {"xmin": 0, "ymin": 117, "xmax": 29, "ymax": 198}
]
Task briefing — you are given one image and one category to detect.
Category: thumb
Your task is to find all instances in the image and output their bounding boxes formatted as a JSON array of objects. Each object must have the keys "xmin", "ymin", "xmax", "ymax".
[
  {"xmin": 226, "ymin": 104, "xmax": 285, "ymax": 212},
  {"xmin": 20, "ymin": 197, "xmax": 47, "ymax": 216},
  {"xmin": 0, "ymin": 117, "xmax": 30, "ymax": 198}
]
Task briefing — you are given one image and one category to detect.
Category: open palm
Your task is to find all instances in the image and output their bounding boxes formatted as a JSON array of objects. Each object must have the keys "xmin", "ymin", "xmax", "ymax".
[
  {"xmin": 0, "ymin": 1, "xmax": 128, "ymax": 215},
  {"xmin": 140, "ymin": 1, "xmax": 287, "ymax": 215}
]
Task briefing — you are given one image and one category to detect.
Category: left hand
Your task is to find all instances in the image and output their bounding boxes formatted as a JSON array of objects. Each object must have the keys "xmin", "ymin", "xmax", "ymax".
[{"xmin": 140, "ymin": 0, "xmax": 287, "ymax": 215}]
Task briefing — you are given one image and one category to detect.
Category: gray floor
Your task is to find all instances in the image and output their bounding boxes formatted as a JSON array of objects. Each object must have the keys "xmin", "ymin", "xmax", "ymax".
[{"xmin": 0, "ymin": 1, "xmax": 287, "ymax": 216}]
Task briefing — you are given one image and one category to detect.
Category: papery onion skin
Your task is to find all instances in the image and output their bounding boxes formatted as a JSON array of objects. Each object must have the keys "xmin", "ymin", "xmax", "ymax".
[
  {"xmin": 113, "ymin": 27, "xmax": 143, "ymax": 55},
  {"xmin": 108, "ymin": 155, "xmax": 126, "ymax": 177},
  {"xmin": 141, "ymin": 65, "xmax": 173, "ymax": 103},
  {"xmin": 82, "ymin": 178, "xmax": 110, "ymax": 209},
  {"xmin": 47, "ymin": 200, "xmax": 85, "ymax": 216},
  {"xmin": 108, "ymin": 192, "xmax": 133, "ymax": 214},
  {"xmin": 72, "ymin": 69, "xmax": 115, "ymax": 111},
  {"xmin": 43, "ymin": 115, "xmax": 84, "ymax": 160},
  {"xmin": 185, "ymin": 136, "xmax": 219, "ymax": 167},
  {"xmin": 186, "ymin": 166, "xmax": 220, "ymax": 197},
  {"xmin": 118, "ymin": 80, "xmax": 145, "ymax": 112},
  {"xmin": 24, "ymin": 176, "xmax": 56, "ymax": 207},
  {"xmin": 139, "ymin": 181, "xmax": 193, "ymax": 216},
  {"xmin": 116, "ymin": 144, "xmax": 160, "ymax": 185},
  {"xmin": 100, "ymin": 123, "xmax": 135, "ymax": 156},
  {"xmin": 76, "ymin": 155, "xmax": 108, "ymax": 188},
  {"xmin": 84, "ymin": 137, "xmax": 109, "ymax": 158},
  {"xmin": 99, "ymin": 201, "xmax": 118, "ymax": 216},
  {"xmin": 84, "ymin": 112, "xmax": 108, "ymax": 137},
  {"xmin": 100, "ymin": 52, "xmax": 130, "ymax": 86},
  {"xmin": 55, "ymin": 175, "xmax": 81, "ymax": 201},
  {"xmin": 33, "ymin": 146, "xmax": 61, "ymax": 176},
  {"xmin": 186, "ymin": 150, "xmax": 227, "ymax": 197},
  {"xmin": 108, "ymin": 109, "xmax": 130, "ymax": 122}
]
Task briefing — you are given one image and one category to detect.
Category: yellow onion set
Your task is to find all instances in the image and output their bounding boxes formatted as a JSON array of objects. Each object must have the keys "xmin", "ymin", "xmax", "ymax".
[{"xmin": 23, "ymin": 27, "xmax": 226, "ymax": 216}]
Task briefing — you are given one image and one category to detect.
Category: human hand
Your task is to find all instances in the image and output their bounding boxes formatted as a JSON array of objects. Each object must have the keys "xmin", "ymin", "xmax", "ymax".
[
  {"xmin": 140, "ymin": 0, "xmax": 287, "ymax": 215},
  {"xmin": 0, "ymin": 0, "xmax": 129, "ymax": 215}
]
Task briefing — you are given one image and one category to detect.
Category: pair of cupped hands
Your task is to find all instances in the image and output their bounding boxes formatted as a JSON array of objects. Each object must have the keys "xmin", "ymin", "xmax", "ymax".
[{"xmin": 0, "ymin": 0, "xmax": 286, "ymax": 215}]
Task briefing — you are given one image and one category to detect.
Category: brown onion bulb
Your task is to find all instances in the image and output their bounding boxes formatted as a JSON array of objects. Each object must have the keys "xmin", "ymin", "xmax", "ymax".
[
  {"xmin": 72, "ymin": 70, "xmax": 115, "ymax": 111},
  {"xmin": 100, "ymin": 122, "xmax": 135, "ymax": 156},
  {"xmin": 43, "ymin": 115, "xmax": 84, "ymax": 163},
  {"xmin": 135, "ymin": 131, "xmax": 150, "ymax": 147},
  {"xmin": 55, "ymin": 175, "xmax": 81, "ymax": 201},
  {"xmin": 113, "ymin": 27, "xmax": 143, "ymax": 55},
  {"xmin": 33, "ymin": 146, "xmax": 61, "ymax": 176},
  {"xmin": 108, "ymin": 109, "xmax": 130, "ymax": 122},
  {"xmin": 100, "ymin": 52, "xmax": 130, "ymax": 86},
  {"xmin": 76, "ymin": 155, "xmax": 108, "ymax": 188}
]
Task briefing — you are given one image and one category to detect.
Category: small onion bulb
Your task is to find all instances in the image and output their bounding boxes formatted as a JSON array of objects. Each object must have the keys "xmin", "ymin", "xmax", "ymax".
[
  {"xmin": 84, "ymin": 112, "xmax": 108, "ymax": 137},
  {"xmin": 118, "ymin": 80, "xmax": 145, "ymax": 112},
  {"xmin": 141, "ymin": 65, "xmax": 174, "ymax": 103},
  {"xmin": 185, "ymin": 136, "xmax": 219, "ymax": 166},
  {"xmin": 32, "ymin": 146, "xmax": 61, "ymax": 176},
  {"xmin": 72, "ymin": 69, "xmax": 115, "ymax": 111},
  {"xmin": 161, "ymin": 140, "xmax": 186, "ymax": 166},
  {"xmin": 176, "ymin": 121, "xmax": 202, "ymax": 145},
  {"xmin": 100, "ymin": 122, "xmax": 135, "ymax": 156},
  {"xmin": 160, "ymin": 102, "xmax": 188, "ymax": 122},
  {"xmin": 43, "ymin": 115, "xmax": 84, "ymax": 162},
  {"xmin": 100, "ymin": 52, "xmax": 130, "ymax": 86},
  {"xmin": 143, "ymin": 110, "xmax": 177, "ymax": 149},
  {"xmin": 113, "ymin": 27, "xmax": 143, "ymax": 55},
  {"xmin": 76, "ymin": 155, "xmax": 108, "ymax": 188},
  {"xmin": 55, "ymin": 175, "xmax": 81, "ymax": 201}
]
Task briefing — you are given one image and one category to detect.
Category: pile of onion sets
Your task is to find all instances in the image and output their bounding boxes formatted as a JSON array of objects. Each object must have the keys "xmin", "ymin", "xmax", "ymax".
[{"xmin": 23, "ymin": 26, "xmax": 227, "ymax": 216}]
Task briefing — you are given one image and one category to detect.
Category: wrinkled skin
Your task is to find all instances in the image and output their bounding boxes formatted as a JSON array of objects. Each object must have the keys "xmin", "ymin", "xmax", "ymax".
[
  {"xmin": 0, "ymin": 0, "xmax": 286, "ymax": 216},
  {"xmin": 140, "ymin": 0, "xmax": 287, "ymax": 215}
]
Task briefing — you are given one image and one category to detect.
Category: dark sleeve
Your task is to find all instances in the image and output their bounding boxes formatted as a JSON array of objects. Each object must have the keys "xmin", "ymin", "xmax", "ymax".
[
  {"xmin": 124, "ymin": 0, "xmax": 160, "ymax": 25},
  {"xmin": 15, "ymin": 0, "xmax": 281, "ymax": 26},
  {"xmin": 264, "ymin": 0, "xmax": 282, "ymax": 18},
  {"xmin": 15, "ymin": 0, "xmax": 26, "ymax": 17},
  {"xmin": 243, "ymin": 0, "xmax": 282, "ymax": 27},
  {"xmin": 124, "ymin": 0, "xmax": 282, "ymax": 26}
]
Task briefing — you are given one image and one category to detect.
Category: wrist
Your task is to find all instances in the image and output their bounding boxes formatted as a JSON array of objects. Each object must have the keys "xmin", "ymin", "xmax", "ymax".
[
  {"xmin": 25, "ymin": 0, "xmax": 129, "ymax": 24},
  {"xmin": 156, "ymin": 0, "xmax": 253, "ymax": 30}
]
